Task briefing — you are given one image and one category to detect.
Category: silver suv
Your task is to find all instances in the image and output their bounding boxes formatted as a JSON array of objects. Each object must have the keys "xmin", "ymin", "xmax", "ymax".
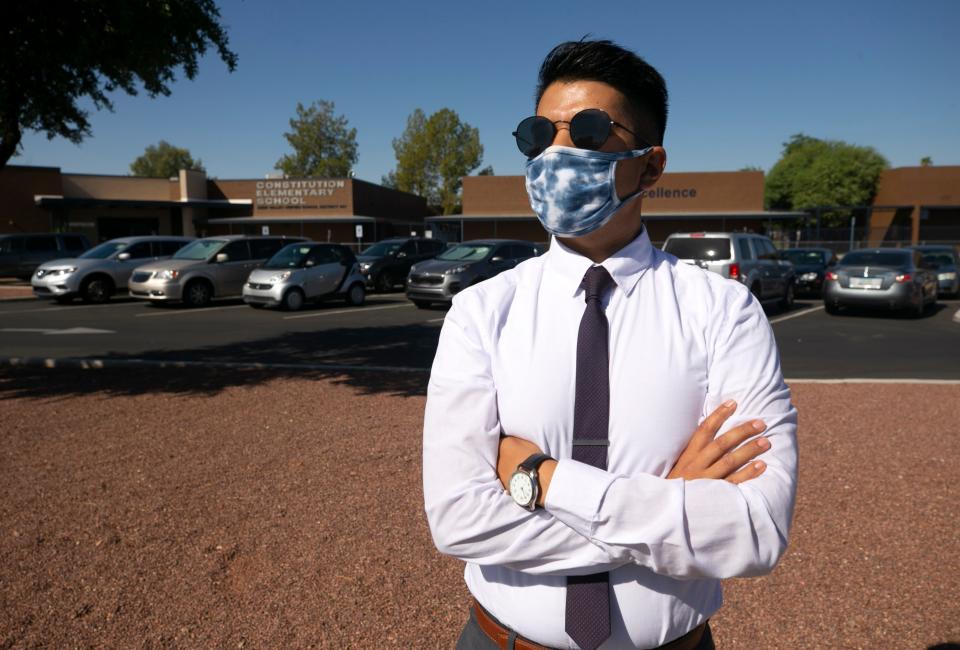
[
  {"xmin": 129, "ymin": 235, "xmax": 306, "ymax": 307},
  {"xmin": 31, "ymin": 236, "xmax": 193, "ymax": 303},
  {"xmin": 662, "ymin": 232, "xmax": 796, "ymax": 309}
]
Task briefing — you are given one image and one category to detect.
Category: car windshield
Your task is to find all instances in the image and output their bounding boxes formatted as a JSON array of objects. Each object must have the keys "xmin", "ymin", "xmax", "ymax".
[
  {"xmin": 173, "ymin": 239, "xmax": 226, "ymax": 260},
  {"xmin": 840, "ymin": 251, "xmax": 910, "ymax": 267},
  {"xmin": 264, "ymin": 245, "xmax": 315, "ymax": 269},
  {"xmin": 921, "ymin": 252, "xmax": 956, "ymax": 266},
  {"xmin": 663, "ymin": 238, "xmax": 732, "ymax": 260},
  {"xmin": 79, "ymin": 241, "xmax": 129, "ymax": 259},
  {"xmin": 436, "ymin": 244, "xmax": 493, "ymax": 262},
  {"xmin": 361, "ymin": 241, "xmax": 402, "ymax": 257},
  {"xmin": 782, "ymin": 250, "xmax": 828, "ymax": 265}
]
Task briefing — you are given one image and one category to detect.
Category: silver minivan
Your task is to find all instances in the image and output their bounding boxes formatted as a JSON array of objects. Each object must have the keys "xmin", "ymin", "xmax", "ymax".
[
  {"xmin": 31, "ymin": 236, "xmax": 193, "ymax": 303},
  {"xmin": 243, "ymin": 242, "xmax": 367, "ymax": 310},
  {"xmin": 128, "ymin": 235, "xmax": 305, "ymax": 307},
  {"xmin": 662, "ymin": 232, "xmax": 797, "ymax": 309}
]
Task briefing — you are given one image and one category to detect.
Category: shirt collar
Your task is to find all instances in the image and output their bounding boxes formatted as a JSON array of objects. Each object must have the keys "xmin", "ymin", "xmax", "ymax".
[{"xmin": 545, "ymin": 225, "xmax": 655, "ymax": 298}]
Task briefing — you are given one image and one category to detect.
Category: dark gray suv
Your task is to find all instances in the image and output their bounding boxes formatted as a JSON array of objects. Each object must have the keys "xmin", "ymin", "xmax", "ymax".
[
  {"xmin": 405, "ymin": 239, "xmax": 542, "ymax": 308},
  {"xmin": 0, "ymin": 233, "xmax": 90, "ymax": 279},
  {"xmin": 357, "ymin": 237, "xmax": 447, "ymax": 292},
  {"xmin": 662, "ymin": 232, "xmax": 797, "ymax": 310}
]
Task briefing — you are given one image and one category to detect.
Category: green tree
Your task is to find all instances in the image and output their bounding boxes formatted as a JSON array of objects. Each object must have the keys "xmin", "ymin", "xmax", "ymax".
[
  {"xmin": 920, "ymin": 156, "xmax": 933, "ymax": 167},
  {"xmin": 765, "ymin": 134, "xmax": 888, "ymax": 225},
  {"xmin": 1, "ymin": 1, "xmax": 236, "ymax": 169},
  {"xmin": 385, "ymin": 108, "xmax": 484, "ymax": 214},
  {"xmin": 739, "ymin": 165, "xmax": 764, "ymax": 173},
  {"xmin": 130, "ymin": 141, "xmax": 204, "ymax": 177},
  {"xmin": 275, "ymin": 100, "xmax": 358, "ymax": 178}
]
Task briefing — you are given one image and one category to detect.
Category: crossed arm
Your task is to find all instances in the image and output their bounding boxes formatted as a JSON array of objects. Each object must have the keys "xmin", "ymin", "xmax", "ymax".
[
  {"xmin": 423, "ymin": 290, "xmax": 798, "ymax": 579},
  {"xmin": 497, "ymin": 400, "xmax": 773, "ymax": 508}
]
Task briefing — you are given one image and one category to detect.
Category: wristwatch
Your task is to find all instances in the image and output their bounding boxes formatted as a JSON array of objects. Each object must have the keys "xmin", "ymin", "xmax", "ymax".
[{"xmin": 508, "ymin": 453, "xmax": 553, "ymax": 511}]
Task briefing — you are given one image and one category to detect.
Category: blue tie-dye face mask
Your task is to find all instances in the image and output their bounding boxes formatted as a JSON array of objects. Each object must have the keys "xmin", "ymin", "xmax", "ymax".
[{"xmin": 525, "ymin": 145, "xmax": 653, "ymax": 237}]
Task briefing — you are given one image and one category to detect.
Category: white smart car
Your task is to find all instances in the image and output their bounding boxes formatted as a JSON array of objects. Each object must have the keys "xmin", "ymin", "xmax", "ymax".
[{"xmin": 242, "ymin": 242, "xmax": 367, "ymax": 310}]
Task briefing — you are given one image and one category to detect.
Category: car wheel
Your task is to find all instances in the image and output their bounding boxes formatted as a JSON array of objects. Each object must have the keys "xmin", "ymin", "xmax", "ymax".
[
  {"xmin": 779, "ymin": 283, "xmax": 795, "ymax": 311},
  {"xmin": 183, "ymin": 280, "xmax": 213, "ymax": 308},
  {"xmin": 912, "ymin": 292, "xmax": 928, "ymax": 318},
  {"xmin": 282, "ymin": 287, "xmax": 305, "ymax": 311},
  {"xmin": 346, "ymin": 282, "xmax": 366, "ymax": 306},
  {"xmin": 375, "ymin": 272, "xmax": 393, "ymax": 293},
  {"xmin": 80, "ymin": 276, "xmax": 113, "ymax": 304},
  {"xmin": 825, "ymin": 302, "xmax": 841, "ymax": 315},
  {"xmin": 412, "ymin": 300, "xmax": 431, "ymax": 309}
]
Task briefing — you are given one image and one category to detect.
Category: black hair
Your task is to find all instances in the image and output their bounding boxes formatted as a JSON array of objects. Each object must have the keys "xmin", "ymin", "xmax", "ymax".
[{"xmin": 535, "ymin": 39, "xmax": 668, "ymax": 145}]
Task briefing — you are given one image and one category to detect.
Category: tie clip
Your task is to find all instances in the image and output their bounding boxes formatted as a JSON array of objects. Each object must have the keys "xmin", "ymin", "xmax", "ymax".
[{"xmin": 572, "ymin": 439, "xmax": 609, "ymax": 446}]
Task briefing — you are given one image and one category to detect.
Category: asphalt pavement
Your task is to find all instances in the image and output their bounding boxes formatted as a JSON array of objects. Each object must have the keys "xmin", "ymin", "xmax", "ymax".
[{"xmin": 1, "ymin": 292, "xmax": 958, "ymax": 379}]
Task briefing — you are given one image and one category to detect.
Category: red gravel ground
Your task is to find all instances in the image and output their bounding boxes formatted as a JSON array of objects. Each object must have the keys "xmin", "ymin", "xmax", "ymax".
[{"xmin": 1, "ymin": 368, "xmax": 957, "ymax": 649}]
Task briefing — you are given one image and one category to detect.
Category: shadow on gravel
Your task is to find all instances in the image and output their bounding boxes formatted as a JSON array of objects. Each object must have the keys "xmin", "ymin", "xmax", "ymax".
[{"xmin": 0, "ymin": 321, "xmax": 442, "ymax": 400}]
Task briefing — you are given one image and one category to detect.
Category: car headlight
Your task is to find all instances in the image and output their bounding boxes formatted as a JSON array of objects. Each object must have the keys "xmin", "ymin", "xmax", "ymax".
[
  {"xmin": 799, "ymin": 272, "xmax": 819, "ymax": 282},
  {"xmin": 268, "ymin": 271, "xmax": 292, "ymax": 282},
  {"xmin": 156, "ymin": 269, "xmax": 179, "ymax": 280},
  {"xmin": 46, "ymin": 267, "xmax": 76, "ymax": 276},
  {"xmin": 409, "ymin": 263, "xmax": 420, "ymax": 273},
  {"xmin": 445, "ymin": 264, "xmax": 470, "ymax": 275},
  {"xmin": 359, "ymin": 262, "xmax": 372, "ymax": 272}
]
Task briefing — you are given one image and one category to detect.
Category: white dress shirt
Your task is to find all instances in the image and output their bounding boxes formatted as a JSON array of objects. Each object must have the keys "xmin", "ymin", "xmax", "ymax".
[{"xmin": 422, "ymin": 227, "xmax": 798, "ymax": 649}]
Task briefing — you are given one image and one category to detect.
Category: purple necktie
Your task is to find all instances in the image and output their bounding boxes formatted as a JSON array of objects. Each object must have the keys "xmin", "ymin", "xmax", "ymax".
[{"xmin": 565, "ymin": 265, "xmax": 614, "ymax": 650}]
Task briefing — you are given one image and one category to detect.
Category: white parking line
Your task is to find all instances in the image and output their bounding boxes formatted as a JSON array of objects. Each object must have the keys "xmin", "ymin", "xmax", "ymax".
[
  {"xmin": 282, "ymin": 303, "xmax": 413, "ymax": 320},
  {"xmin": 1, "ymin": 301, "xmax": 145, "ymax": 314},
  {"xmin": 769, "ymin": 305, "xmax": 824, "ymax": 324},
  {"xmin": 135, "ymin": 304, "xmax": 251, "ymax": 317}
]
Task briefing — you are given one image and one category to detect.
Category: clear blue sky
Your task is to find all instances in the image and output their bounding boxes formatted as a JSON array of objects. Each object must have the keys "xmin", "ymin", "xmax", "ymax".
[{"xmin": 14, "ymin": 0, "xmax": 960, "ymax": 183}]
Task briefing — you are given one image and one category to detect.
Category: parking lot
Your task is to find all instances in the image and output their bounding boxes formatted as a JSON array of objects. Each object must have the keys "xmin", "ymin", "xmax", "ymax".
[
  {"xmin": 1, "ymin": 291, "xmax": 959, "ymax": 379},
  {"xmin": 2, "ymin": 282, "xmax": 959, "ymax": 648}
]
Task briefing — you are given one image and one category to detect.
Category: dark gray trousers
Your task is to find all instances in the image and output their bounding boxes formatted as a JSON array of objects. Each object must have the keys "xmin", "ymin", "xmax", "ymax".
[{"xmin": 454, "ymin": 607, "xmax": 716, "ymax": 649}]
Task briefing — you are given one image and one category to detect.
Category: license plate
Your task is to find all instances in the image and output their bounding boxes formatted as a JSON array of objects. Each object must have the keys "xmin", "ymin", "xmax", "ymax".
[{"xmin": 849, "ymin": 277, "xmax": 882, "ymax": 289}]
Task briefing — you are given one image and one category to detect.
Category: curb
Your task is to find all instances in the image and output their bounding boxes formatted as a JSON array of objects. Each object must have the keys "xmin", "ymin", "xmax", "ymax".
[{"xmin": 0, "ymin": 356, "xmax": 432, "ymax": 373}]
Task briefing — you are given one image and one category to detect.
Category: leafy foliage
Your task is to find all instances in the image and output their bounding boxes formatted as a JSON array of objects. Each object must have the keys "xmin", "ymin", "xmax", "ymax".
[
  {"xmin": 274, "ymin": 100, "xmax": 358, "ymax": 178},
  {"xmin": 130, "ymin": 141, "xmax": 204, "ymax": 177},
  {"xmin": 765, "ymin": 134, "xmax": 889, "ymax": 221},
  {"xmin": 385, "ymin": 108, "xmax": 484, "ymax": 214},
  {"xmin": 1, "ymin": 1, "xmax": 237, "ymax": 168}
]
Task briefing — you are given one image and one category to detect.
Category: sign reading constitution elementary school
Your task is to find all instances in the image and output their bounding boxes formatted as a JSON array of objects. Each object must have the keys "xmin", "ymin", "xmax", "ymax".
[{"xmin": 254, "ymin": 179, "xmax": 348, "ymax": 208}]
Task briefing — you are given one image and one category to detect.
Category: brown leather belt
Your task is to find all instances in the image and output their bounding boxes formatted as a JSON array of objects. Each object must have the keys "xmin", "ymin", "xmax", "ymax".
[{"xmin": 472, "ymin": 598, "xmax": 706, "ymax": 650}]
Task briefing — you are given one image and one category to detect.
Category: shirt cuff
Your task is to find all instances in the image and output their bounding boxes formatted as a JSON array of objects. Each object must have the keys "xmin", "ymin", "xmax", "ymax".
[{"xmin": 544, "ymin": 459, "xmax": 616, "ymax": 538}]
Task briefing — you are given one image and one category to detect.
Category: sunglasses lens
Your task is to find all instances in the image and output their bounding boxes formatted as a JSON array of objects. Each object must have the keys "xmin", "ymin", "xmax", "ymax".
[
  {"xmin": 514, "ymin": 116, "xmax": 554, "ymax": 158},
  {"xmin": 570, "ymin": 109, "xmax": 611, "ymax": 150}
]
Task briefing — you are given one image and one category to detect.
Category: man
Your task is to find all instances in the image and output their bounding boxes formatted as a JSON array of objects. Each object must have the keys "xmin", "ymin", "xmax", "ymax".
[{"xmin": 423, "ymin": 39, "xmax": 798, "ymax": 650}]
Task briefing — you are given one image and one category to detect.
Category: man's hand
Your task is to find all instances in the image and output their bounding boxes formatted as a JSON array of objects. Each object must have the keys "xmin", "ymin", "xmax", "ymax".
[
  {"xmin": 667, "ymin": 400, "xmax": 769, "ymax": 484},
  {"xmin": 497, "ymin": 436, "xmax": 556, "ymax": 507}
]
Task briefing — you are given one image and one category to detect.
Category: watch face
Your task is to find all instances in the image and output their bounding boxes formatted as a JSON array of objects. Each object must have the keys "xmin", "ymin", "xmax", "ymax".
[{"xmin": 509, "ymin": 472, "xmax": 534, "ymax": 506}]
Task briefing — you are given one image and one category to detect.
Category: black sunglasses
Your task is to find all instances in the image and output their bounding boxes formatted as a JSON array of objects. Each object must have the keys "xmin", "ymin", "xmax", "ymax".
[{"xmin": 512, "ymin": 108, "xmax": 649, "ymax": 158}]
